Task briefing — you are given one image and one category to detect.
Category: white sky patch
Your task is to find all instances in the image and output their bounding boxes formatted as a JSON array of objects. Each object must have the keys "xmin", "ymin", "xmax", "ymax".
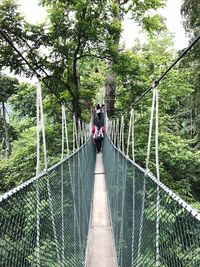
[
  {"xmin": 18, "ymin": 0, "xmax": 188, "ymax": 51},
  {"xmin": 159, "ymin": 0, "xmax": 188, "ymax": 50},
  {"xmin": 11, "ymin": 0, "xmax": 188, "ymax": 83},
  {"xmin": 18, "ymin": 0, "xmax": 47, "ymax": 24},
  {"xmin": 121, "ymin": 0, "xmax": 188, "ymax": 50},
  {"xmin": 4, "ymin": 1, "xmax": 47, "ymax": 83}
]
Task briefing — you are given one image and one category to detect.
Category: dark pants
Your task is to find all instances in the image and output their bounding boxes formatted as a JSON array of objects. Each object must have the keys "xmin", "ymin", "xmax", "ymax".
[{"xmin": 95, "ymin": 138, "xmax": 103, "ymax": 152}]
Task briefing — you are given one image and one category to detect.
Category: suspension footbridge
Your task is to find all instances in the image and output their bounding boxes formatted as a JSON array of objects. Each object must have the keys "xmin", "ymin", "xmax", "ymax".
[
  {"xmin": 0, "ymin": 97, "xmax": 200, "ymax": 266},
  {"xmin": 0, "ymin": 33, "xmax": 200, "ymax": 267}
]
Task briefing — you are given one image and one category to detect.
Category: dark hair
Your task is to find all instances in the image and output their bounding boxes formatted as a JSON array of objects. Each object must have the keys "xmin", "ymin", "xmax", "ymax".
[{"xmin": 94, "ymin": 118, "xmax": 103, "ymax": 129}]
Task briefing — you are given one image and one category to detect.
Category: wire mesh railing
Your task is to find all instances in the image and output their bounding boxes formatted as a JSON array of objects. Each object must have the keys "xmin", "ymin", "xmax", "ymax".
[
  {"xmin": 0, "ymin": 138, "xmax": 96, "ymax": 267},
  {"xmin": 103, "ymin": 136, "xmax": 200, "ymax": 267}
]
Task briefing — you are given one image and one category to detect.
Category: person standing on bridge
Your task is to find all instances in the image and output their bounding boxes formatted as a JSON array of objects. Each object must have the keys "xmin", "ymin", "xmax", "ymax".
[
  {"xmin": 96, "ymin": 104, "xmax": 102, "ymax": 119},
  {"xmin": 92, "ymin": 117, "xmax": 105, "ymax": 153}
]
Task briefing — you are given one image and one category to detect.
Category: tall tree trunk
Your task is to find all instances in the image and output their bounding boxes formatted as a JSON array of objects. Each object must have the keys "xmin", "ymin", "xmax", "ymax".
[
  {"xmin": 2, "ymin": 101, "xmax": 10, "ymax": 159},
  {"xmin": 70, "ymin": 59, "xmax": 82, "ymax": 120},
  {"xmin": 105, "ymin": 71, "xmax": 116, "ymax": 117},
  {"xmin": 72, "ymin": 95, "xmax": 81, "ymax": 119}
]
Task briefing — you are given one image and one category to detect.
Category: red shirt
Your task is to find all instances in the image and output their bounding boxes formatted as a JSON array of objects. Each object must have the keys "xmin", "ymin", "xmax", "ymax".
[{"xmin": 92, "ymin": 125, "xmax": 105, "ymax": 136}]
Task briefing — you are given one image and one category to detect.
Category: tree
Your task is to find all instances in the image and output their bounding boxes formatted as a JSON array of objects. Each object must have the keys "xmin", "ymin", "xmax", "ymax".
[
  {"xmin": 104, "ymin": 0, "xmax": 166, "ymax": 116},
  {"xmin": 0, "ymin": 74, "xmax": 18, "ymax": 158},
  {"xmin": 9, "ymin": 82, "xmax": 36, "ymax": 122},
  {"xmin": 181, "ymin": 0, "xmax": 200, "ymax": 146},
  {"xmin": 111, "ymin": 32, "xmax": 200, "ymax": 205},
  {"xmin": 181, "ymin": 0, "xmax": 200, "ymax": 40},
  {"xmin": 0, "ymin": 0, "xmax": 166, "ymax": 120}
]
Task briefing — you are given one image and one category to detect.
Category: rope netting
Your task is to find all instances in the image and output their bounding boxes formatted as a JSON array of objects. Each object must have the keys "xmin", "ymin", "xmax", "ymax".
[
  {"xmin": 0, "ymin": 138, "xmax": 96, "ymax": 267},
  {"xmin": 103, "ymin": 136, "xmax": 200, "ymax": 267}
]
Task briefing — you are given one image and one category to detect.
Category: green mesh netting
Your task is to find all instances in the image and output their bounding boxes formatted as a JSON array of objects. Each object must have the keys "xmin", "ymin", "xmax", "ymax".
[
  {"xmin": 103, "ymin": 136, "xmax": 200, "ymax": 267},
  {"xmin": 0, "ymin": 138, "xmax": 96, "ymax": 267}
]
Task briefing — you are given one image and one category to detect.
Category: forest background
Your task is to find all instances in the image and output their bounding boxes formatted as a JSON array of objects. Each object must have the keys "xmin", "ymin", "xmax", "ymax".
[{"xmin": 0, "ymin": 0, "xmax": 200, "ymax": 210}]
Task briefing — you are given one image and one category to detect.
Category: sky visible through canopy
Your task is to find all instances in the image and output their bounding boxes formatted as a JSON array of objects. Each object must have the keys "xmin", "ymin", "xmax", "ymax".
[
  {"xmin": 4, "ymin": 0, "xmax": 188, "ymax": 84},
  {"xmin": 18, "ymin": 0, "xmax": 188, "ymax": 50}
]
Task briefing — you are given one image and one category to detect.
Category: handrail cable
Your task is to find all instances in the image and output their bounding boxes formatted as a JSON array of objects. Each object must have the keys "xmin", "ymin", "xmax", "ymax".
[{"xmin": 133, "ymin": 35, "xmax": 200, "ymax": 107}]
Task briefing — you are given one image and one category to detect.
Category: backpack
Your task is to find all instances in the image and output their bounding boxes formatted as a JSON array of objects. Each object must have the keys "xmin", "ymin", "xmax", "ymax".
[{"xmin": 94, "ymin": 126, "xmax": 103, "ymax": 140}]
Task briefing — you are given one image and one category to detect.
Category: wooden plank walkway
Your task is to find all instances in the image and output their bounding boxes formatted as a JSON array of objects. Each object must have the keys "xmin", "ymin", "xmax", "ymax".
[{"xmin": 86, "ymin": 153, "xmax": 117, "ymax": 267}]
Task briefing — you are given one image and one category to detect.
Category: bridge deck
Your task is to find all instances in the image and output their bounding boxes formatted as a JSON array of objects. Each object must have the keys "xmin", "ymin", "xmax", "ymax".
[{"xmin": 86, "ymin": 152, "xmax": 117, "ymax": 267}]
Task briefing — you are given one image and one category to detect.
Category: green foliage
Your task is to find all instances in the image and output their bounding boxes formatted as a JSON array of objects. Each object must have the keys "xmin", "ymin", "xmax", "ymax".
[
  {"xmin": 112, "ymin": 32, "xmax": 200, "ymax": 208},
  {"xmin": 130, "ymin": 0, "xmax": 166, "ymax": 27},
  {"xmin": 142, "ymin": 14, "xmax": 166, "ymax": 33},
  {"xmin": 181, "ymin": 0, "xmax": 200, "ymax": 37},
  {"xmin": 0, "ymin": 75, "xmax": 18, "ymax": 102},
  {"xmin": 0, "ymin": 1, "xmax": 199, "ymax": 264},
  {"xmin": 0, "ymin": 0, "xmax": 199, "ymax": 211},
  {"xmin": 9, "ymin": 82, "xmax": 36, "ymax": 120},
  {"xmin": 0, "ymin": 80, "xmax": 68, "ymax": 192},
  {"xmin": 79, "ymin": 58, "xmax": 106, "ymax": 113},
  {"xmin": 0, "ymin": 127, "xmax": 37, "ymax": 192},
  {"xmin": 0, "ymin": 0, "xmax": 167, "ymax": 118},
  {"xmin": 0, "ymin": 74, "xmax": 19, "ymax": 158}
]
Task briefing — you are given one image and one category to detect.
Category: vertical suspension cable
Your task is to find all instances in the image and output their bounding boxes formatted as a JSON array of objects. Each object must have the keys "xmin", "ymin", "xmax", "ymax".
[
  {"xmin": 111, "ymin": 120, "xmax": 114, "ymax": 142},
  {"xmin": 36, "ymin": 82, "xmax": 61, "ymax": 266},
  {"xmin": 113, "ymin": 120, "xmax": 117, "ymax": 146},
  {"xmin": 61, "ymin": 105, "xmax": 65, "ymax": 267},
  {"xmin": 127, "ymin": 109, "xmax": 133, "ymax": 156},
  {"xmin": 36, "ymin": 85, "xmax": 41, "ymax": 175},
  {"xmin": 62, "ymin": 105, "xmax": 82, "ymax": 261},
  {"xmin": 73, "ymin": 118, "xmax": 75, "ymax": 153},
  {"xmin": 119, "ymin": 115, "xmax": 124, "ymax": 152},
  {"xmin": 61, "ymin": 105, "xmax": 65, "ymax": 160},
  {"xmin": 118, "ymin": 114, "xmax": 128, "ymax": 264},
  {"xmin": 79, "ymin": 120, "xmax": 84, "ymax": 146},
  {"xmin": 72, "ymin": 117, "xmax": 82, "ymax": 251},
  {"xmin": 131, "ymin": 108, "xmax": 135, "ymax": 266},
  {"xmin": 63, "ymin": 107, "xmax": 70, "ymax": 156},
  {"xmin": 78, "ymin": 119, "xmax": 81, "ymax": 147},
  {"xmin": 84, "ymin": 122, "xmax": 87, "ymax": 142},
  {"xmin": 77, "ymin": 119, "xmax": 80, "ymax": 147},
  {"xmin": 36, "ymin": 83, "xmax": 41, "ymax": 267},
  {"xmin": 83, "ymin": 123, "xmax": 87, "ymax": 143},
  {"xmin": 155, "ymin": 86, "xmax": 160, "ymax": 267},
  {"xmin": 73, "ymin": 115, "xmax": 76, "ymax": 152},
  {"xmin": 119, "ymin": 118, "xmax": 122, "ymax": 150},
  {"xmin": 85, "ymin": 123, "xmax": 87, "ymax": 143},
  {"xmin": 46, "ymin": 179, "xmax": 61, "ymax": 266},
  {"xmin": 70, "ymin": 139, "xmax": 83, "ymax": 260},
  {"xmin": 132, "ymin": 110, "xmax": 135, "ymax": 162},
  {"xmin": 61, "ymin": 103, "xmax": 69, "ymax": 266},
  {"xmin": 82, "ymin": 122, "xmax": 85, "ymax": 143},
  {"xmin": 121, "ymin": 116, "xmax": 124, "ymax": 153},
  {"xmin": 38, "ymin": 83, "xmax": 48, "ymax": 171},
  {"xmin": 81, "ymin": 122, "xmax": 84, "ymax": 144},
  {"xmin": 112, "ymin": 120, "xmax": 115, "ymax": 142},
  {"xmin": 118, "ymin": 152, "xmax": 128, "ymax": 265},
  {"xmin": 116, "ymin": 118, "xmax": 119, "ymax": 148},
  {"xmin": 110, "ymin": 120, "xmax": 112, "ymax": 139},
  {"xmin": 115, "ymin": 119, "xmax": 118, "ymax": 146},
  {"xmin": 146, "ymin": 87, "xmax": 156, "ymax": 171},
  {"xmin": 106, "ymin": 118, "xmax": 109, "ymax": 137},
  {"xmin": 137, "ymin": 87, "xmax": 156, "ymax": 263},
  {"xmin": 155, "ymin": 87, "xmax": 160, "ymax": 181},
  {"xmin": 73, "ymin": 115, "xmax": 79, "ymax": 150}
]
